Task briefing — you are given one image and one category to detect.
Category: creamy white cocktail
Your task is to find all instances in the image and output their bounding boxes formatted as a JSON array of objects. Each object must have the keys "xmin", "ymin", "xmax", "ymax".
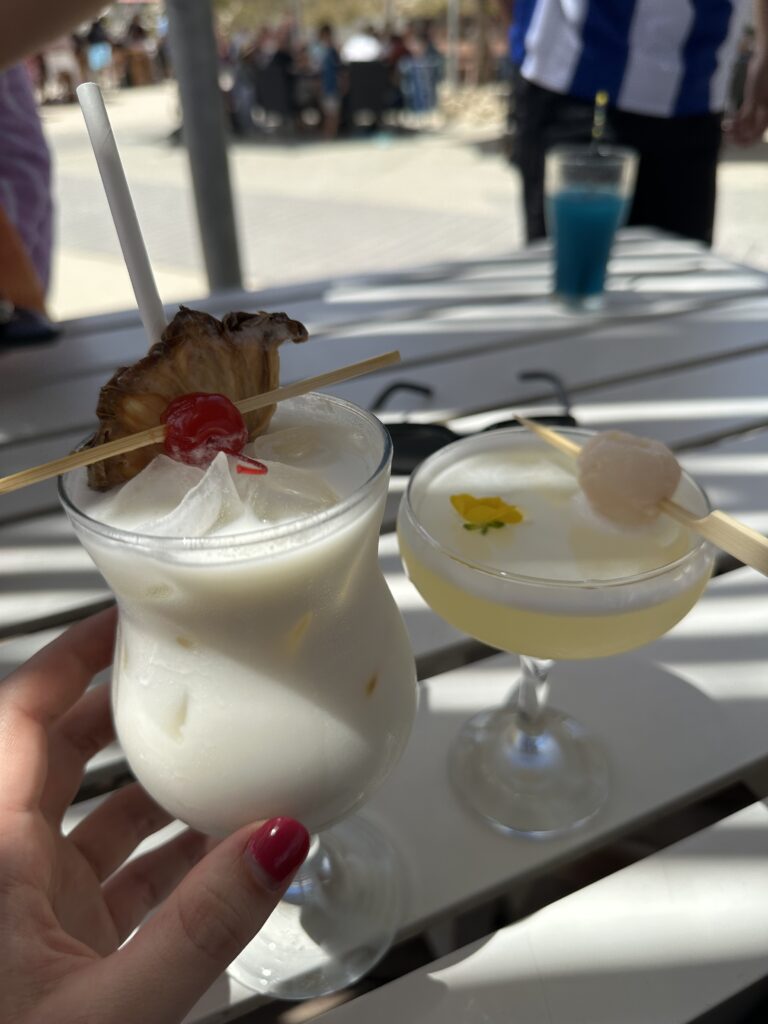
[
  {"xmin": 62, "ymin": 392, "xmax": 417, "ymax": 997},
  {"xmin": 61, "ymin": 394, "xmax": 417, "ymax": 836}
]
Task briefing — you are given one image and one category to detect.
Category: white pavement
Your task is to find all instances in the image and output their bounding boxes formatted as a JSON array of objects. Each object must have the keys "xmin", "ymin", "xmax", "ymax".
[{"xmin": 43, "ymin": 81, "xmax": 768, "ymax": 321}]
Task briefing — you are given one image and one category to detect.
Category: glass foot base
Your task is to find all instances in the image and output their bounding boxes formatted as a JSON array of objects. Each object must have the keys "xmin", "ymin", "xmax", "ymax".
[
  {"xmin": 449, "ymin": 706, "xmax": 610, "ymax": 837},
  {"xmin": 228, "ymin": 816, "xmax": 405, "ymax": 1000},
  {"xmin": 555, "ymin": 291, "xmax": 605, "ymax": 312}
]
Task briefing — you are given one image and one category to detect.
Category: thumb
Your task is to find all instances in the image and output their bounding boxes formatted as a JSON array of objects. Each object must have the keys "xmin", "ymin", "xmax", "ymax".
[{"xmin": 101, "ymin": 816, "xmax": 309, "ymax": 1023}]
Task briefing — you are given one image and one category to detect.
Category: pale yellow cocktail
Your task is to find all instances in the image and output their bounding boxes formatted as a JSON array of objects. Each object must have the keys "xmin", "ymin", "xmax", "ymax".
[
  {"xmin": 398, "ymin": 436, "xmax": 711, "ymax": 660},
  {"xmin": 397, "ymin": 428, "xmax": 714, "ymax": 836}
]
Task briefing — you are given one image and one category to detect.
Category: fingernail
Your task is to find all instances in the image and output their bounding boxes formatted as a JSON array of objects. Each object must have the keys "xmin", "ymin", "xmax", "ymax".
[{"xmin": 245, "ymin": 817, "xmax": 310, "ymax": 890}]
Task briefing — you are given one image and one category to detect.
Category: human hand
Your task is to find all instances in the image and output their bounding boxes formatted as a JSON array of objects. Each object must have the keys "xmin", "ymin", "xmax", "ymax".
[
  {"xmin": 725, "ymin": 50, "xmax": 768, "ymax": 145},
  {"xmin": 0, "ymin": 608, "xmax": 309, "ymax": 1024}
]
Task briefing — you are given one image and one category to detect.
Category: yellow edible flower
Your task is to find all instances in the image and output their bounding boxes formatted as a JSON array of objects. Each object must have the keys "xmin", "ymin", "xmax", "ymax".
[{"xmin": 450, "ymin": 493, "xmax": 523, "ymax": 533}]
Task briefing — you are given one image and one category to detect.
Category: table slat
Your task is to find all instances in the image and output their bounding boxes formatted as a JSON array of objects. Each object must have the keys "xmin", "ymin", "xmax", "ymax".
[{"xmin": 314, "ymin": 803, "xmax": 768, "ymax": 1024}]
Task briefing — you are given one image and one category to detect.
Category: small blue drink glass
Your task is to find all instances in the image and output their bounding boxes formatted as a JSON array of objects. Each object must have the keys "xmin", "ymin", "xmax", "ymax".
[{"xmin": 545, "ymin": 144, "xmax": 637, "ymax": 310}]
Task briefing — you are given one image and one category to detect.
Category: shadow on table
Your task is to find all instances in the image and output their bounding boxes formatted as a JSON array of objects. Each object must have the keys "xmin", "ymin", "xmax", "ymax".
[{"xmin": 242, "ymin": 899, "xmax": 768, "ymax": 1023}]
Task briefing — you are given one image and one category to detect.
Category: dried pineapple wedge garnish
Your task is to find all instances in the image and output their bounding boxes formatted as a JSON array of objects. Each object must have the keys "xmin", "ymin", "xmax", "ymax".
[{"xmin": 85, "ymin": 306, "xmax": 308, "ymax": 490}]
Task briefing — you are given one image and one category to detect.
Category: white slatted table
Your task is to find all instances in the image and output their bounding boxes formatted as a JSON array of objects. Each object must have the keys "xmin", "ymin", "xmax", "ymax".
[
  {"xmin": 315, "ymin": 801, "xmax": 768, "ymax": 1024},
  {"xmin": 3, "ymin": 228, "xmax": 768, "ymax": 1024}
]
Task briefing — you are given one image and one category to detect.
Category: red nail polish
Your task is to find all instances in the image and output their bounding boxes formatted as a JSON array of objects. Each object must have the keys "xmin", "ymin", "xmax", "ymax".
[{"xmin": 245, "ymin": 817, "xmax": 310, "ymax": 889}]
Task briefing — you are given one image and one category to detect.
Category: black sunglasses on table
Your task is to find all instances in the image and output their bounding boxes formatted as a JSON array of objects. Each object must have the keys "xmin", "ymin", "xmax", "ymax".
[{"xmin": 372, "ymin": 374, "xmax": 578, "ymax": 476}]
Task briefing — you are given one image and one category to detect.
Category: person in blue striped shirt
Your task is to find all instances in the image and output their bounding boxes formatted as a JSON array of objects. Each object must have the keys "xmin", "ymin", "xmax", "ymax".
[{"xmin": 509, "ymin": 0, "xmax": 768, "ymax": 245}]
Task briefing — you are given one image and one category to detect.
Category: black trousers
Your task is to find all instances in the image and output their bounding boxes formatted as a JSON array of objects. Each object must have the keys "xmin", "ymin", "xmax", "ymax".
[{"xmin": 510, "ymin": 70, "xmax": 723, "ymax": 246}]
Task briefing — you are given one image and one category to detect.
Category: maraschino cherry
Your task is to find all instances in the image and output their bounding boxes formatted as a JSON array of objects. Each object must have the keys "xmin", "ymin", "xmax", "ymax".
[{"xmin": 161, "ymin": 392, "xmax": 267, "ymax": 473}]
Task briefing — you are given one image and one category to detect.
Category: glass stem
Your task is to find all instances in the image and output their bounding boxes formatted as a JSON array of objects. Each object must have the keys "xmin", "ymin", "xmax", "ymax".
[
  {"xmin": 508, "ymin": 656, "xmax": 553, "ymax": 735},
  {"xmin": 281, "ymin": 832, "xmax": 326, "ymax": 906}
]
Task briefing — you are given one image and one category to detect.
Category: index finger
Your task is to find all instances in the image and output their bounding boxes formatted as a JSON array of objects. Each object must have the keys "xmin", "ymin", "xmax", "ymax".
[{"xmin": 2, "ymin": 606, "xmax": 117, "ymax": 726}]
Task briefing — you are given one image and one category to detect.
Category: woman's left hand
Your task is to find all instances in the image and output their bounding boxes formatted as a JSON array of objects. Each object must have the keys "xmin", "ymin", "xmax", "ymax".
[{"xmin": 0, "ymin": 607, "xmax": 308, "ymax": 1024}]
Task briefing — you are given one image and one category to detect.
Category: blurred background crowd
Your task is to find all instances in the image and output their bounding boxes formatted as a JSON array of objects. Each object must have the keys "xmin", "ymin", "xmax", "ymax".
[
  {"xmin": 2, "ymin": 0, "xmax": 765, "ymax": 328},
  {"xmin": 26, "ymin": 2, "xmax": 516, "ymax": 137}
]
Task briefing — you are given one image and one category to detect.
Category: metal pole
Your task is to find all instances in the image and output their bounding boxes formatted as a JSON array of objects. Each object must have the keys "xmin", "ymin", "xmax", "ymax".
[
  {"xmin": 165, "ymin": 0, "xmax": 243, "ymax": 292},
  {"xmin": 446, "ymin": 0, "xmax": 460, "ymax": 91}
]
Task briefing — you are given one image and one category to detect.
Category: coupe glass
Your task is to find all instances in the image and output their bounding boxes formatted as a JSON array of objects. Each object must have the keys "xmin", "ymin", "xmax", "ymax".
[
  {"xmin": 60, "ymin": 394, "xmax": 418, "ymax": 999},
  {"xmin": 398, "ymin": 428, "xmax": 713, "ymax": 837}
]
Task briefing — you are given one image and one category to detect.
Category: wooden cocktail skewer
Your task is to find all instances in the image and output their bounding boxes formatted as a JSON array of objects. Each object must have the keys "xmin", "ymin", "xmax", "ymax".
[
  {"xmin": 515, "ymin": 415, "xmax": 768, "ymax": 578},
  {"xmin": 0, "ymin": 350, "xmax": 400, "ymax": 496}
]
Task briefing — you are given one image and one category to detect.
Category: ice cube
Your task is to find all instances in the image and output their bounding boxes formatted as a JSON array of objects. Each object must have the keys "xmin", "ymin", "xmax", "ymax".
[
  {"xmin": 106, "ymin": 455, "xmax": 205, "ymax": 530},
  {"xmin": 247, "ymin": 423, "xmax": 369, "ymax": 496},
  {"xmin": 246, "ymin": 460, "xmax": 338, "ymax": 523},
  {"xmin": 248, "ymin": 423, "xmax": 365, "ymax": 470},
  {"xmin": 248, "ymin": 425, "xmax": 330, "ymax": 465},
  {"xmin": 146, "ymin": 452, "xmax": 244, "ymax": 537}
]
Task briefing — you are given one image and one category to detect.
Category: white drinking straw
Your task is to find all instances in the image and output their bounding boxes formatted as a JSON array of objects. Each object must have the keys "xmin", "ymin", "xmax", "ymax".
[{"xmin": 77, "ymin": 83, "xmax": 167, "ymax": 346}]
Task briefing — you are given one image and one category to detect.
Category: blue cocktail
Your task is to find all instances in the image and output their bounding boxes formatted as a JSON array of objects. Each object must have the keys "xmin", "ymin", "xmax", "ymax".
[
  {"xmin": 545, "ymin": 146, "xmax": 637, "ymax": 309},
  {"xmin": 547, "ymin": 189, "xmax": 628, "ymax": 302}
]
